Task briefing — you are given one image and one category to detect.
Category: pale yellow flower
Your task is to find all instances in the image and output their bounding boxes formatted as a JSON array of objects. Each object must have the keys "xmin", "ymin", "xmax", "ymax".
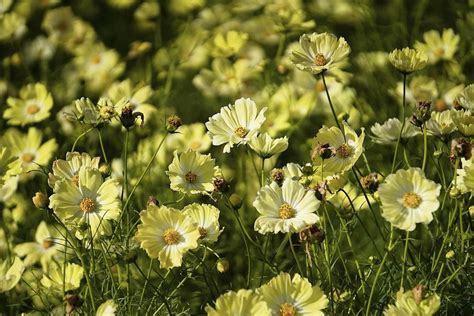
[
  {"xmin": 206, "ymin": 289, "xmax": 271, "ymax": 316},
  {"xmin": 257, "ymin": 272, "xmax": 328, "ymax": 316},
  {"xmin": 414, "ymin": 29, "xmax": 460, "ymax": 64},
  {"xmin": 183, "ymin": 203, "xmax": 222, "ymax": 243},
  {"xmin": 253, "ymin": 179, "xmax": 320, "ymax": 234},
  {"xmin": 452, "ymin": 110, "xmax": 474, "ymax": 136},
  {"xmin": 370, "ymin": 118, "xmax": 421, "ymax": 144},
  {"xmin": 389, "ymin": 47, "xmax": 428, "ymax": 74},
  {"xmin": 4, "ymin": 83, "xmax": 53, "ymax": 126},
  {"xmin": 48, "ymin": 152, "xmax": 101, "ymax": 189},
  {"xmin": 425, "ymin": 110, "xmax": 457, "ymax": 136},
  {"xmin": 41, "ymin": 262, "xmax": 83, "ymax": 292},
  {"xmin": 212, "ymin": 30, "xmax": 248, "ymax": 58},
  {"xmin": 96, "ymin": 299, "xmax": 118, "ymax": 316},
  {"xmin": 166, "ymin": 123, "xmax": 212, "ymax": 153},
  {"xmin": 456, "ymin": 84, "xmax": 474, "ymax": 111},
  {"xmin": 206, "ymin": 98, "xmax": 267, "ymax": 153},
  {"xmin": 135, "ymin": 205, "xmax": 200, "ymax": 269},
  {"xmin": 384, "ymin": 288, "xmax": 441, "ymax": 316},
  {"xmin": 0, "ymin": 146, "xmax": 22, "ymax": 186},
  {"xmin": 378, "ymin": 168, "xmax": 441, "ymax": 231},
  {"xmin": 249, "ymin": 132, "xmax": 289, "ymax": 158},
  {"xmin": 0, "ymin": 256, "xmax": 25, "ymax": 293},
  {"xmin": 167, "ymin": 150, "xmax": 217, "ymax": 195},
  {"xmin": 291, "ymin": 32, "xmax": 351, "ymax": 75}
]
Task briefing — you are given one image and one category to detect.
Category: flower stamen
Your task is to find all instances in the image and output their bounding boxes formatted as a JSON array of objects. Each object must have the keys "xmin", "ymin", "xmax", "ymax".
[
  {"xmin": 162, "ymin": 228, "xmax": 181, "ymax": 245},
  {"xmin": 279, "ymin": 302, "xmax": 297, "ymax": 316},
  {"xmin": 26, "ymin": 104, "xmax": 40, "ymax": 115},
  {"xmin": 234, "ymin": 127, "xmax": 249, "ymax": 138},
  {"xmin": 403, "ymin": 192, "xmax": 422, "ymax": 208},
  {"xmin": 336, "ymin": 143, "xmax": 353, "ymax": 159},
  {"xmin": 279, "ymin": 203, "xmax": 296, "ymax": 219},
  {"xmin": 79, "ymin": 198, "xmax": 96, "ymax": 213},
  {"xmin": 314, "ymin": 53, "xmax": 328, "ymax": 66},
  {"xmin": 185, "ymin": 171, "xmax": 197, "ymax": 183}
]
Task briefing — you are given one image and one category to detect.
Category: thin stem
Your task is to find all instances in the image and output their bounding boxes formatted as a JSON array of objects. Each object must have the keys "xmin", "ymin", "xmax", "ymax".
[
  {"xmin": 366, "ymin": 226, "xmax": 395, "ymax": 316},
  {"xmin": 321, "ymin": 72, "xmax": 342, "ymax": 130},
  {"xmin": 422, "ymin": 125, "xmax": 428, "ymax": 171},
  {"xmin": 71, "ymin": 127, "xmax": 94, "ymax": 152},
  {"xmin": 391, "ymin": 73, "xmax": 407, "ymax": 173},
  {"xmin": 232, "ymin": 209, "xmax": 252, "ymax": 287},
  {"xmin": 97, "ymin": 129, "xmax": 108, "ymax": 163},
  {"xmin": 400, "ymin": 231, "xmax": 410, "ymax": 290},
  {"xmin": 288, "ymin": 233, "xmax": 304, "ymax": 276}
]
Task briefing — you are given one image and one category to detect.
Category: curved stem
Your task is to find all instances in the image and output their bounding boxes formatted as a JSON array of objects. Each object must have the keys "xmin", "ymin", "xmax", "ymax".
[
  {"xmin": 71, "ymin": 127, "xmax": 94, "ymax": 152},
  {"xmin": 321, "ymin": 72, "xmax": 342, "ymax": 131}
]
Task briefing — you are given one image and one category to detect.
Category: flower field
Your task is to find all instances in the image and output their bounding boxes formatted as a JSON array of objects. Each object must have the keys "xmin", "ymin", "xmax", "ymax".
[{"xmin": 0, "ymin": 0, "xmax": 473, "ymax": 315}]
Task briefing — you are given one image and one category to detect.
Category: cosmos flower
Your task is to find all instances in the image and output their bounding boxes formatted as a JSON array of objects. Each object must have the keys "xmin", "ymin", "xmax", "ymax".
[
  {"xmin": 182, "ymin": 203, "xmax": 223, "ymax": 244},
  {"xmin": 384, "ymin": 287, "xmax": 440, "ymax": 316},
  {"xmin": 425, "ymin": 110, "xmax": 457, "ymax": 136},
  {"xmin": 48, "ymin": 152, "xmax": 101, "ymax": 190},
  {"xmin": 0, "ymin": 146, "xmax": 22, "ymax": 186},
  {"xmin": 456, "ymin": 84, "xmax": 474, "ymax": 111},
  {"xmin": 388, "ymin": 47, "xmax": 428, "ymax": 74},
  {"xmin": 452, "ymin": 110, "xmax": 474, "ymax": 136},
  {"xmin": 257, "ymin": 272, "xmax": 328, "ymax": 316},
  {"xmin": 167, "ymin": 150, "xmax": 217, "ymax": 195},
  {"xmin": 291, "ymin": 32, "xmax": 351, "ymax": 75},
  {"xmin": 414, "ymin": 28, "xmax": 460, "ymax": 64},
  {"xmin": 249, "ymin": 133, "xmax": 289, "ymax": 159},
  {"xmin": 4, "ymin": 83, "xmax": 53, "ymax": 126},
  {"xmin": 206, "ymin": 289, "xmax": 271, "ymax": 316},
  {"xmin": 96, "ymin": 300, "xmax": 118, "ymax": 316},
  {"xmin": 166, "ymin": 123, "xmax": 212, "ymax": 153},
  {"xmin": 0, "ymin": 257, "xmax": 25, "ymax": 293},
  {"xmin": 135, "ymin": 205, "xmax": 200, "ymax": 269},
  {"xmin": 312, "ymin": 122, "xmax": 365, "ymax": 174},
  {"xmin": 370, "ymin": 118, "xmax": 421, "ymax": 144},
  {"xmin": 41, "ymin": 262, "xmax": 84, "ymax": 292},
  {"xmin": 378, "ymin": 168, "xmax": 441, "ymax": 231},
  {"xmin": 253, "ymin": 179, "xmax": 320, "ymax": 234},
  {"xmin": 205, "ymin": 98, "xmax": 267, "ymax": 153},
  {"xmin": 49, "ymin": 167, "xmax": 121, "ymax": 239}
]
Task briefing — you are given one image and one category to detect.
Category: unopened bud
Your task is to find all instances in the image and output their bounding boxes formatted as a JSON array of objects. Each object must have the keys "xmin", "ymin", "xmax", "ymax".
[
  {"xmin": 32, "ymin": 192, "xmax": 47, "ymax": 208},
  {"xmin": 445, "ymin": 250, "xmax": 455, "ymax": 260},
  {"xmin": 166, "ymin": 115, "xmax": 182, "ymax": 133},
  {"xmin": 276, "ymin": 64, "xmax": 288, "ymax": 75},
  {"xmin": 216, "ymin": 258, "xmax": 230, "ymax": 273},
  {"xmin": 412, "ymin": 285, "xmax": 424, "ymax": 305},
  {"xmin": 213, "ymin": 177, "xmax": 229, "ymax": 193},
  {"xmin": 271, "ymin": 168, "xmax": 284, "ymax": 186},
  {"xmin": 99, "ymin": 163, "xmax": 111, "ymax": 177},
  {"xmin": 64, "ymin": 293, "xmax": 81, "ymax": 315},
  {"xmin": 229, "ymin": 194, "xmax": 242, "ymax": 210},
  {"xmin": 338, "ymin": 112, "xmax": 350, "ymax": 122},
  {"xmin": 301, "ymin": 163, "xmax": 313, "ymax": 176},
  {"xmin": 120, "ymin": 106, "xmax": 144, "ymax": 129},
  {"xmin": 147, "ymin": 196, "xmax": 159, "ymax": 207},
  {"xmin": 360, "ymin": 173, "xmax": 380, "ymax": 193},
  {"xmin": 312, "ymin": 143, "xmax": 335, "ymax": 161},
  {"xmin": 449, "ymin": 187, "xmax": 461, "ymax": 198}
]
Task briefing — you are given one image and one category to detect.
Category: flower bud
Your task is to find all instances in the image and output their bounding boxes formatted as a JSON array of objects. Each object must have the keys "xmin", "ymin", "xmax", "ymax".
[
  {"xmin": 64, "ymin": 292, "xmax": 81, "ymax": 315},
  {"xmin": 412, "ymin": 284, "xmax": 424, "ymax": 305},
  {"xmin": 213, "ymin": 177, "xmax": 229, "ymax": 193},
  {"xmin": 99, "ymin": 163, "xmax": 111, "ymax": 177},
  {"xmin": 450, "ymin": 138, "xmax": 473, "ymax": 162},
  {"xmin": 216, "ymin": 258, "xmax": 230, "ymax": 273},
  {"xmin": 337, "ymin": 112, "xmax": 350, "ymax": 122},
  {"xmin": 271, "ymin": 168, "xmax": 284, "ymax": 186},
  {"xmin": 445, "ymin": 250, "xmax": 455, "ymax": 260},
  {"xmin": 166, "ymin": 115, "xmax": 182, "ymax": 133},
  {"xmin": 360, "ymin": 173, "xmax": 381, "ymax": 193},
  {"xmin": 32, "ymin": 192, "xmax": 47, "ymax": 208},
  {"xmin": 229, "ymin": 194, "xmax": 243, "ymax": 210},
  {"xmin": 312, "ymin": 143, "xmax": 335, "ymax": 160},
  {"xmin": 120, "ymin": 106, "xmax": 144, "ymax": 129},
  {"xmin": 301, "ymin": 163, "xmax": 313, "ymax": 176},
  {"xmin": 449, "ymin": 187, "xmax": 461, "ymax": 198},
  {"xmin": 147, "ymin": 196, "xmax": 159, "ymax": 207}
]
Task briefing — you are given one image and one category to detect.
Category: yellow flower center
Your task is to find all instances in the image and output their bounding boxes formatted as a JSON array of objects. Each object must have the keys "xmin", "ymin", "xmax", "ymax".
[
  {"xmin": 185, "ymin": 171, "xmax": 197, "ymax": 183},
  {"xmin": 22, "ymin": 153, "xmax": 35, "ymax": 163},
  {"xmin": 26, "ymin": 104, "xmax": 40, "ymax": 115},
  {"xmin": 72, "ymin": 174, "xmax": 80, "ymax": 186},
  {"xmin": 162, "ymin": 228, "xmax": 181, "ymax": 245},
  {"xmin": 42, "ymin": 238, "xmax": 55, "ymax": 249},
  {"xmin": 198, "ymin": 227, "xmax": 208, "ymax": 238},
  {"xmin": 279, "ymin": 303, "xmax": 297, "ymax": 316},
  {"xmin": 314, "ymin": 53, "xmax": 328, "ymax": 66},
  {"xmin": 79, "ymin": 198, "xmax": 96, "ymax": 213},
  {"xmin": 403, "ymin": 192, "xmax": 422, "ymax": 208},
  {"xmin": 190, "ymin": 141, "xmax": 201, "ymax": 151},
  {"xmin": 279, "ymin": 203, "xmax": 295, "ymax": 219},
  {"xmin": 91, "ymin": 54, "xmax": 102, "ymax": 64},
  {"xmin": 433, "ymin": 47, "xmax": 445, "ymax": 57},
  {"xmin": 336, "ymin": 143, "xmax": 353, "ymax": 159},
  {"xmin": 234, "ymin": 127, "xmax": 249, "ymax": 138}
]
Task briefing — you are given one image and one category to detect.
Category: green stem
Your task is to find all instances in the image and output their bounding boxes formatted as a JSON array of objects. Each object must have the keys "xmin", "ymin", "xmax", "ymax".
[
  {"xmin": 366, "ymin": 226, "xmax": 395, "ymax": 316},
  {"xmin": 422, "ymin": 125, "xmax": 428, "ymax": 171},
  {"xmin": 71, "ymin": 127, "xmax": 94, "ymax": 152},
  {"xmin": 288, "ymin": 233, "xmax": 304, "ymax": 276},
  {"xmin": 400, "ymin": 231, "xmax": 410, "ymax": 290},
  {"xmin": 392, "ymin": 73, "xmax": 407, "ymax": 173},
  {"xmin": 97, "ymin": 128, "xmax": 108, "ymax": 163},
  {"xmin": 321, "ymin": 72, "xmax": 342, "ymax": 131}
]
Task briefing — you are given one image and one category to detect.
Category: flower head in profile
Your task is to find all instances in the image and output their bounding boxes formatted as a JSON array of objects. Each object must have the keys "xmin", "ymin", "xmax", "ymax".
[
  {"xmin": 14, "ymin": 221, "xmax": 65, "ymax": 270},
  {"xmin": 0, "ymin": 146, "xmax": 22, "ymax": 186},
  {"xmin": 370, "ymin": 118, "xmax": 421, "ymax": 144},
  {"xmin": 41, "ymin": 262, "xmax": 83, "ymax": 292},
  {"xmin": 249, "ymin": 133, "xmax": 289, "ymax": 159},
  {"xmin": 167, "ymin": 150, "xmax": 218, "ymax": 195},
  {"xmin": 0, "ymin": 257, "xmax": 25, "ymax": 293},
  {"xmin": 384, "ymin": 286, "xmax": 440, "ymax": 316},
  {"xmin": 452, "ymin": 110, "xmax": 474, "ymax": 136},
  {"xmin": 425, "ymin": 110, "xmax": 457, "ymax": 136},
  {"xmin": 4, "ymin": 83, "xmax": 53, "ymax": 126},
  {"xmin": 257, "ymin": 272, "xmax": 328, "ymax": 316},
  {"xmin": 455, "ymin": 156, "xmax": 474, "ymax": 194},
  {"xmin": 183, "ymin": 203, "xmax": 223, "ymax": 244},
  {"xmin": 312, "ymin": 122, "xmax": 365, "ymax": 174},
  {"xmin": 253, "ymin": 179, "xmax": 320, "ymax": 234},
  {"xmin": 414, "ymin": 28, "xmax": 459, "ymax": 64},
  {"xmin": 1, "ymin": 127, "xmax": 58, "ymax": 174},
  {"xmin": 456, "ymin": 84, "xmax": 474, "ymax": 111},
  {"xmin": 96, "ymin": 300, "xmax": 117, "ymax": 316},
  {"xmin": 291, "ymin": 32, "xmax": 351, "ymax": 75},
  {"xmin": 49, "ymin": 167, "xmax": 121, "ymax": 239},
  {"xmin": 389, "ymin": 47, "xmax": 428, "ymax": 74},
  {"xmin": 206, "ymin": 289, "xmax": 271, "ymax": 316},
  {"xmin": 48, "ymin": 152, "xmax": 101, "ymax": 189},
  {"xmin": 166, "ymin": 123, "xmax": 212, "ymax": 153},
  {"xmin": 205, "ymin": 98, "xmax": 267, "ymax": 153},
  {"xmin": 135, "ymin": 205, "xmax": 200, "ymax": 269},
  {"xmin": 378, "ymin": 168, "xmax": 441, "ymax": 231}
]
